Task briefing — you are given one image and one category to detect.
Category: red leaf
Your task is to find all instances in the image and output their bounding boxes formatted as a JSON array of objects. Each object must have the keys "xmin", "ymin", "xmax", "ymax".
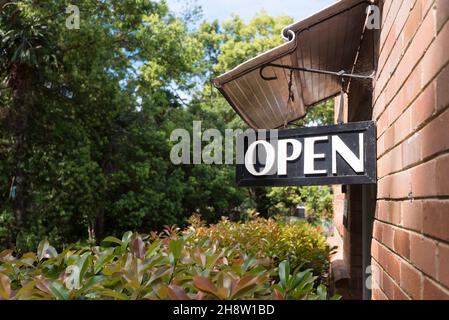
[
  {"xmin": 230, "ymin": 275, "xmax": 259, "ymax": 299},
  {"xmin": 193, "ymin": 276, "xmax": 220, "ymax": 298},
  {"xmin": 272, "ymin": 289, "xmax": 285, "ymax": 300},
  {"xmin": 35, "ymin": 276, "xmax": 51, "ymax": 294},
  {"xmin": 131, "ymin": 235, "xmax": 145, "ymax": 259},
  {"xmin": 167, "ymin": 285, "xmax": 190, "ymax": 300}
]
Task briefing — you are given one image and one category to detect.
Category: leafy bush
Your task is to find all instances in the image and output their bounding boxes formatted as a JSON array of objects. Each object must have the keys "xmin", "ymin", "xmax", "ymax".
[
  {"xmin": 298, "ymin": 186, "xmax": 334, "ymax": 223},
  {"xmin": 0, "ymin": 220, "xmax": 338, "ymax": 300},
  {"xmin": 189, "ymin": 215, "xmax": 333, "ymax": 279},
  {"xmin": 265, "ymin": 186, "xmax": 333, "ymax": 222}
]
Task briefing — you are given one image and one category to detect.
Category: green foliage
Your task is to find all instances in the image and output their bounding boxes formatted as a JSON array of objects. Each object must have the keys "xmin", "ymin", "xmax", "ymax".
[
  {"xmin": 266, "ymin": 186, "xmax": 333, "ymax": 221},
  {"xmin": 266, "ymin": 187, "xmax": 304, "ymax": 216},
  {"xmin": 298, "ymin": 186, "xmax": 334, "ymax": 223},
  {"xmin": 189, "ymin": 215, "xmax": 334, "ymax": 279},
  {"xmin": 272, "ymin": 260, "xmax": 339, "ymax": 300},
  {"xmin": 292, "ymin": 100, "xmax": 335, "ymax": 127},
  {"xmin": 0, "ymin": 222, "xmax": 338, "ymax": 300},
  {"xmin": 0, "ymin": 1, "xmax": 243, "ymax": 249},
  {"xmin": 0, "ymin": 1, "xmax": 337, "ymax": 252},
  {"xmin": 195, "ymin": 12, "xmax": 294, "ymax": 128},
  {"xmin": 0, "ymin": 0, "xmax": 196, "ymax": 248}
]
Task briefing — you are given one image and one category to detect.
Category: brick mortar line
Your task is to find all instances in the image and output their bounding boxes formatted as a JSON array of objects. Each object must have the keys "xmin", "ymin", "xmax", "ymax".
[
  {"xmin": 382, "ymin": 260, "xmax": 413, "ymax": 299},
  {"xmin": 372, "ymin": 278, "xmax": 391, "ymax": 300},
  {"xmin": 377, "ymin": 197, "xmax": 449, "ymax": 202},
  {"xmin": 375, "ymin": 53, "xmax": 449, "ymax": 152},
  {"xmin": 373, "ymin": 216, "xmax": 449, "ymax": 246},
  {"xmin": 373, "ymin": 284, "xmax": 389, "ymax": 300},
  {"xmin": 376, "ymin": 0, "xmax": 420, "ymax": 82},
  {"xmin": 376, "ymin": 0, "xmax": 407, "ymax": 66},
  {"xmin": 376, "ymin": 132, "xmax": 449, "ymax": 179},
  {"xmin": 373, "ymin": 73, "xmax": 440, "ymax": 146},
  {"xmin": 371, "ymin": 242, "xmax": 413, "ymax": 299},
  {"xmin": 379, "ymin": 0, "xmax": 395, "ymax": 31},
  {"xmin": 374, "ymin": 218, "xmax": 449, "ymax": 246},
  {"xmin": 422, "ymin": 274, "xmax": 449, "ymax": 297},
  {"xmin": 377, "ymin": 195, "xmax": 449, "ymax": 202},
  {"xmin": 374, "ymin": 12, "xmax": 449, "ymax": 131},
  {"xmin": 374, "ymin": 220, "xmax": 448, "ymax": 292},
  {"xmin": 373, "ymin": 0, "xmax": 436, "ymax": 110},
  {"xmin": 435, "ymin": 2, "xmax": 449, "ymax": 34},
  {"xmin": 377, "ymin": 0, "xmax": 406, "ymax": 56},
  {"xmin": 373, "ymin": 236, "xmax": 449, "ymax": 297},
  {"xmin": 372, "ymin": 236, "xmax": 449, "ymax": 296},
  {"xmin": 376, "ymin": 138, "xmax": 449, "ymax": 181},
  {"xmin": 373, "ymin": 1, "xmax": 437, "ymax": 112}
]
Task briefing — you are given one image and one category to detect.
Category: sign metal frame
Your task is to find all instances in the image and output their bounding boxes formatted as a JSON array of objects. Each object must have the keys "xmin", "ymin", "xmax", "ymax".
[{"xmin": 236, "ymin": 121, "xmax": 377, "ymax": 187}]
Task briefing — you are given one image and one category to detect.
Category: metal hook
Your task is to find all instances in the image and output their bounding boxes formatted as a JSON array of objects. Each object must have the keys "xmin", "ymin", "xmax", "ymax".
[{"xmin": 259, "ymin": 64, "xmax": 278, "ymax": 81}]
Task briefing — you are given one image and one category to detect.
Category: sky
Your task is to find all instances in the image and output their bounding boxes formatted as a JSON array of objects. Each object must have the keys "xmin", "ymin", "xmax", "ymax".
[{"xmin": 166, "ymin": 0, "xmax": 335, "ymax": 23}]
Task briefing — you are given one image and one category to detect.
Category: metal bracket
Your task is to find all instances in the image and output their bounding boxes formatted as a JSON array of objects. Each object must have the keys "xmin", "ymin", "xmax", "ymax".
[
  {"xmin": 259, "ymin": 63, "xmax": 374, "ymax": 126},
  {"xmin": 259, "ymin": 63, "xmax": 375, "ymax": 81}
]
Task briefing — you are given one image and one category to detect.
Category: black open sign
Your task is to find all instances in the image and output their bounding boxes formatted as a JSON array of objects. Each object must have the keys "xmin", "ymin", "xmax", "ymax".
[{"xmin": 236, "ymin": 121, "xmax": 377, "ymax": 187}]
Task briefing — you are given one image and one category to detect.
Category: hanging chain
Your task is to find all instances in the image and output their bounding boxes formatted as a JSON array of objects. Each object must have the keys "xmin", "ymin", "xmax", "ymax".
[
  {"xmin": 287, "ymin": 69, "xmax": 295, "ymax": 103},
  {"xmin": 337, "ymin": 75, "xmax": 346, "ymax": 125},
  {"xmin": 260, "ymin": 64, "xmax": 366, "ymax": 128}
]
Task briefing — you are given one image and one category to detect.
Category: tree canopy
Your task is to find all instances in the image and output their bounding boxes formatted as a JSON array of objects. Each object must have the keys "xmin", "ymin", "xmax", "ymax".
[{"xmin": 0, "ymin": 1, "xmax": 333, "ymax": 250}]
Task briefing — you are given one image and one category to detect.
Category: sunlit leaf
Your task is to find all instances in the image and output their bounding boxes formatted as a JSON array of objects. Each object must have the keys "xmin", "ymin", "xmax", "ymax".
[
  {"xmin": 169, "ymin": 239, "xmax": 183, "ymax": 260},
  {"xmin": 121, "ymin": 231, "xmax": 133, "ymax": 248},
  {"xmin": 37, "ymin": 240, "xmax": 49, "ymax": 261},
  {"xmin": 94, "ymin": 248, "xmax": 115, "ymax": 274},
  {"xmin": 316, "ymin": 284, "xmax": 327, "ymax": 300},
  {"xmin": 230, "ymin": 275, "xmax": 259, "ymax": 299},
  {"xmin": 278, "ymin": 260, "xmax": 290, "ymax": 289},
  {"xmin": 193, "ymin": 276, "xmax": 220, "ymax": 299},
  {"xmin": 147, "ymin": 265, "xmax": 172, "ymax": 285},
  {"xmin": 145, "ymin": 240, "xmax": 161, "ymax": 257},
  {"xmin": 49, "ymin": 281, "xmax": 69, "ymax": 300},
  {"xmin": 98, "ymin": 289, "xmax": 129, "ymax": 300},
  {"xmin": 0, "ymin": 274, "xmax": 11, "ymax": 300},
  {"xmin": 101, "ymin": 236, "xmax": 123, "ymax": 247}
]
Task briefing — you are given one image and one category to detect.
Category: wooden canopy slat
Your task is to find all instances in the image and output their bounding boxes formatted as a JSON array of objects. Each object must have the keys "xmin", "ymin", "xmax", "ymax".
[{"xmin": 213, "ymin": 0, "xmax": 373, "ymax": 129}]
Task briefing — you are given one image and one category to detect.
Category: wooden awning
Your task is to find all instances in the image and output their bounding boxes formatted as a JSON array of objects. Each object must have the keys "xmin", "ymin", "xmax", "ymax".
[{"xmin": 213, "ymin": 0, "xmax": 374, "ymax": 129}]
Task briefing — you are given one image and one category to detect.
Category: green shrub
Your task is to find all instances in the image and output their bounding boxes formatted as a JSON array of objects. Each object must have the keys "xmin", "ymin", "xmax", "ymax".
[
  {"xmin": 0, "ymin": 220, "xmax": 338, "ymax": 300},
  {"xmin": 265, "ymin": 186, "xmax": 333, "ymax": 222},
  {"xmin": 189, "ymin": 215, "xmax": 334, "ymax": 279}
]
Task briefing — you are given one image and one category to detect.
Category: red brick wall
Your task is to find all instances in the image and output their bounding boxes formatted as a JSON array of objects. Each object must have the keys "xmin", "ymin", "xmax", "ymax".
[
  {"xmin": 333, "ymin": 186, "xmax": 346, "ymax": 237},
  {"xmin": 372, "ymin": 0, "xmax": 449, "ymax": 300},
  {"xmin": 332, "ymin": 185, "xmax": 364, "ymax": 299}
]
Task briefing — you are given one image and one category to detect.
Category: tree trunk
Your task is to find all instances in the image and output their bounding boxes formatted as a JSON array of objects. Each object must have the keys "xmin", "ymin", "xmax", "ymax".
[
  {"xmin": 95, "ymin": 207, "xmax": 105, "ymax": 244},
  {"xmin": 95, "ymin": 147, "xmax": 115, "ymax": 243},
  {"xmin": 8, "ymin": 62, "xmax": 33, "ymax": 243},
  {"xmin": 252, "ymin": 187, "xmax": 269, "ymax": 217}
]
